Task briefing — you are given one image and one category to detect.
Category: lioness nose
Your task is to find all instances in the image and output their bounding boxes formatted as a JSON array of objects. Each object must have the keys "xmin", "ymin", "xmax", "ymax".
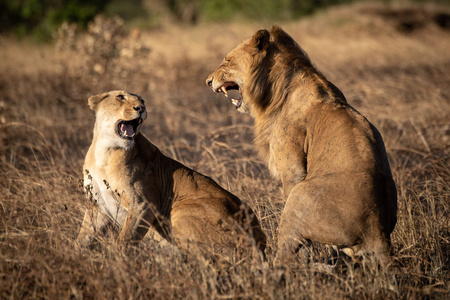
[
  {"xmin": 133, "ymin": 105, "xmax": 145, "ymax": 113},
  {"xmin": 206, "ymin": 76, "xmax": 213, "ymax": 87}
]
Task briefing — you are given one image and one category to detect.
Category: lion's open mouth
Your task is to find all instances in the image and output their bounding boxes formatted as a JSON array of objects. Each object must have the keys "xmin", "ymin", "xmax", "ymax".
[
  {"xmin": 216, "ymin": 82, "xmax": 242, "ymax": 109},
  {"xmin": 115, "ymin": 118, "xmax": 142, "ymax": 140}
]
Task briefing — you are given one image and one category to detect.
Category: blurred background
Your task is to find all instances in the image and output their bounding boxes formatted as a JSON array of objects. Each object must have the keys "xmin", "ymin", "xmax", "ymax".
[
  {"xmin": 0, "ymin": 0, "xmax": 449, "ymax": 299},
  {"xmin": 2, "ymin": 0, "xmax": 449, "ymax": 41}
]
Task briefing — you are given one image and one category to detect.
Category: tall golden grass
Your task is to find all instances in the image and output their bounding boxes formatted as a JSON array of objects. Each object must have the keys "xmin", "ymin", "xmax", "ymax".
[{"xmin": 1, "ymin": 3, "xmax": 449, "ymax": 299}]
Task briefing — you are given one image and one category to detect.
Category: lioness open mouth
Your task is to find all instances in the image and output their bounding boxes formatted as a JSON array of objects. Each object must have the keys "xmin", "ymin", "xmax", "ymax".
[
  {"xmin": 116, "ymin": 118, "xmax": 142, "ymax": 140},
  {"xmin": 216, "ymin": 82, "xmax": 242, "ymax": 109}
]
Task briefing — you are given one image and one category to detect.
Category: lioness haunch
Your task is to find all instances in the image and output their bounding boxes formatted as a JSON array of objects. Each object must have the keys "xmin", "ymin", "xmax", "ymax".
[
  {"xmin": 206, "ymin": 26, "xmax": 397, "ymax": 266},
  {"xmin": 77, "ymin": 90, "xmax": 266, "ymax": 259}
]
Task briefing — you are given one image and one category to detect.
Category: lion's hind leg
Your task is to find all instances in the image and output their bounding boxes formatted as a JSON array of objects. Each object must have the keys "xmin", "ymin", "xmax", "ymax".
[
  {"xmin": 274, "ymin": 178, "xmax": 364, "ymax": 265},
  {"xmin": 275, "ymin": 177, "xmax": 393, "ymax": 267}
]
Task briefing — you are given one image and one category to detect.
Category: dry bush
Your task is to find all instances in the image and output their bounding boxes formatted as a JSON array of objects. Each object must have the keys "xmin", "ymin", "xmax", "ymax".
[
  {"xmin": 0, "ymin": 3, "xmax": 449, "ymax": 299},
  {"xmin": 55, "ymin": 15, "xmax": 150, "ymax": 79}
]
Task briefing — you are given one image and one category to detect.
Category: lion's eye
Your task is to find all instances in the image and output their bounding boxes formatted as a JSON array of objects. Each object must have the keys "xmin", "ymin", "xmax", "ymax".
[{"xmin": 116, "ymin": 94, "xmax": 125, "ymax": 101}]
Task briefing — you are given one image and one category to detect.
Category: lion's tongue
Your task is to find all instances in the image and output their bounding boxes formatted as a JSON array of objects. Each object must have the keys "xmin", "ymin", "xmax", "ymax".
[{"xmin": 121, "ymin": 123, "xmax": 134, "ymax": 137}]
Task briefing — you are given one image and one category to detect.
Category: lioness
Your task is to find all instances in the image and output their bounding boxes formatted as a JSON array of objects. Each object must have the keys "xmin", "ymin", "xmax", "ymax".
[
  {"xmin": 77, "ymin": 90, "xmax": 266, "ymax": 259},
  {"xmin": 206, "ymin": 26, "xmax": 397, "ymax": 265}
]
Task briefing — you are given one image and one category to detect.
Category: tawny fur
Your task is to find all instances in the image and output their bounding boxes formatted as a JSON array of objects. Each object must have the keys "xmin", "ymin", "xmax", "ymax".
[
  {"xmin": 77, "ymin": 90, "xmax": 266, "ymax": 259},
  {"xmin": 206, "ymin": 26, "xmax": 397, "ymax": 265}
]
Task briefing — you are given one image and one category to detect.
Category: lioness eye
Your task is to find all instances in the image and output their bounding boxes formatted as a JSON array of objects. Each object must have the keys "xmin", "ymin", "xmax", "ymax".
[{"xmin": 116, "ymin": 94, "xmax": 125, "ymax": 101}]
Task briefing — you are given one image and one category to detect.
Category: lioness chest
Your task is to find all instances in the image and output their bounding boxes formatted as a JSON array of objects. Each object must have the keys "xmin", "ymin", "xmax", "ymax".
[{"xmin": 83, "ymin": 146, "xmax": 129, "ymax": 226}]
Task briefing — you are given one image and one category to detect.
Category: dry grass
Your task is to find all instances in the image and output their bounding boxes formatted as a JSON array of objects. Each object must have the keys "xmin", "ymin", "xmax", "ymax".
[{"xmin": 1, "ymin": 3, "xmax": 449, "ymax": 299}]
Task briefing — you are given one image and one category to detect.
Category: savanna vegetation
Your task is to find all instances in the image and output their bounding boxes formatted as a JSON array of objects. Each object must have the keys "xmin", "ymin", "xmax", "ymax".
[{"xmin": 0, "ymin": 1, "xmax": 449, "ymax": 299}]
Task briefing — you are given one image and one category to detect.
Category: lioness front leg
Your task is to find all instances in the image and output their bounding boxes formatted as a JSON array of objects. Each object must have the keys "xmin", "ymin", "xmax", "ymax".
[
  {"xmin": 77, "ymin": 206, "xmax": 111, "ymax": 247},
  {"xmin": 117, "ymin": 201, "xmax": 161, "ymax": 244}
]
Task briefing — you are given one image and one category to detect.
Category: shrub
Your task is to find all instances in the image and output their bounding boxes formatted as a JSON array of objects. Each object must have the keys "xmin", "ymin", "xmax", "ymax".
[{"xmin": 0, "ymin": 0, "xmax": 110, "ymax": 41}]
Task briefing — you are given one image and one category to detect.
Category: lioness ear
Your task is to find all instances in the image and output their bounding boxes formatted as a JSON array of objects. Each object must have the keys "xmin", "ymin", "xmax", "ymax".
[
  {"xmin": 251, "ymin": 29, "xmax": 270, "ymax": 52},
  {"xmin": 88, "ymin": 92, "xmax": 109, "ymax": 111}
]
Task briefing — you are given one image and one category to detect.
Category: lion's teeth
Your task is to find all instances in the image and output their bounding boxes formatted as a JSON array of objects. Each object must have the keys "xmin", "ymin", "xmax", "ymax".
[
  {"xmin": 221, "ymin": 86, "xmax": 228, "ymax": 97},
  {"xmin": 231, "ymin": 99, "xmax": 238, "ymax": 106},
  {"xmin": 131, "ymin": 133, "xmax": 135, "ymax": 137},
  {"xmin": 124, "ymin": 130, "xmax": 128, "ymax": 136}
]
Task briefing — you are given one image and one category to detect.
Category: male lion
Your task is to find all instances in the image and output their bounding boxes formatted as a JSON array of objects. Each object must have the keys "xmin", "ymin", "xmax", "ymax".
[
  {"xmin": 206, "ymin": 26, "xmax": 397, "ymax": 265},
  {"xmin": 77, "ymin": 90, "xmax": 266, "ymax": 259}
]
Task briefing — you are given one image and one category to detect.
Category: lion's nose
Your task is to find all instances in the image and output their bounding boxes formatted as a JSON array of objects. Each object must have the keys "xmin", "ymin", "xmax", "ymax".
[
  {"xmin": 206, "ymin": 76, "xmax": 213, "ymax": 87},
  {"xmin": 133, "ymin": 105, "xmax": 145, "ymax": 113}
]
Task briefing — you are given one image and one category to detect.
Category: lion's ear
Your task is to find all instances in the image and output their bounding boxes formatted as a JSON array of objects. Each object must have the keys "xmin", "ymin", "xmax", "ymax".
[
  {"xmin": 251, "ymin": 29, "xmax": 270, "ymax": 52},
  {"xmin": 270, "ymin": 24, "xmax": 284, "ymax": 35},
  {"xmin": 88, "ymin": 92, "xmax": 109, "ymax": 111},
  {"xmin": 270, "ymin": 25, "xmax": 296, "ymax": 48}
]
